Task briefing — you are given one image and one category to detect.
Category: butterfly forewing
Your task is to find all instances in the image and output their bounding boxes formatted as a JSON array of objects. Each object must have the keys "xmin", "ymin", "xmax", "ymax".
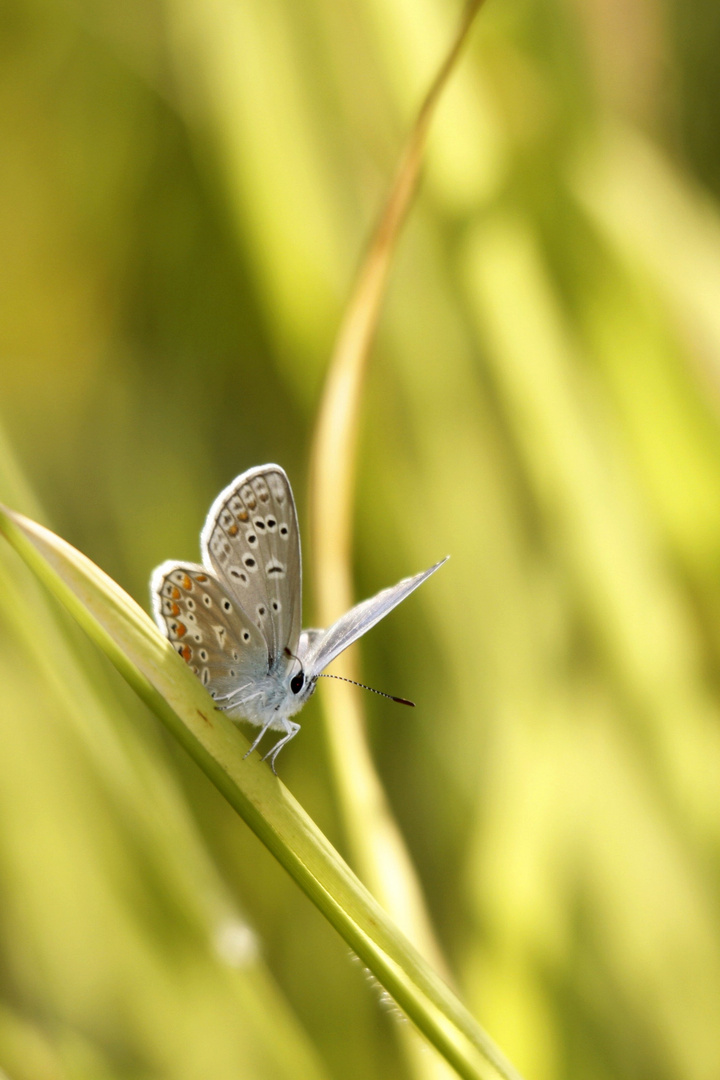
[
  {"xmin": 303, "ymin": 557, "xmax": 449, "ymax": 677},
  {"xmin": 200, "ymin": 465, "xmax": 302, "ymax": 667},
  {"xmin": 150, "ymin": 561, "xmax": 268, "ymax": 700}
]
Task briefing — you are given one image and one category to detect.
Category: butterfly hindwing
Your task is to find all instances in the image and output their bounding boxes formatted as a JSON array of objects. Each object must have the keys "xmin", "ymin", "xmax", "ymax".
[
  {"xmin": 150, "ymin": 561, "xmax": 268, "ymax": 701},
  {"xmin": 200, "ymin": 464, "xmax": 302, "ymax": 667}
]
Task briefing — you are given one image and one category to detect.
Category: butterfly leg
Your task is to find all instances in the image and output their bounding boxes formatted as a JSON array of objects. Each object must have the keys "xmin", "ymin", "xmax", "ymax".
[
  {"xmin": 243, "ymin": 721, "xmax": 274, "ymax": 760},
  {"xmin": 262, "ymin": 719, "xmax": 301, "ymax": 774},
  {"xmin": 214, "ymin": 684, "xmax": 254, "ymax": 708}
]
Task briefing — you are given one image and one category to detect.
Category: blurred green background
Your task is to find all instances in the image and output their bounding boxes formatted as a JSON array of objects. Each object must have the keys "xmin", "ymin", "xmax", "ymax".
[{"xmin": 2, "ymin": 0, "xmax": 720, "ymax": 1078}]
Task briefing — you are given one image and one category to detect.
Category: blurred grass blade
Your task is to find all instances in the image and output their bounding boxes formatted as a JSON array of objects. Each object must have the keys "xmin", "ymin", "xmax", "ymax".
[
  {"xmin": 0, "ymin": 504, "xmax": 523, "ymax": 1080},
  {"xmin": 309, "ymin": 0, "xmax": 483, "ymax": 994}
]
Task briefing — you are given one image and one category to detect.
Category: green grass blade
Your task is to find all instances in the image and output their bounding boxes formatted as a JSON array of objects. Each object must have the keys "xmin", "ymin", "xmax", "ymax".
[{"xmin": 0, "ymin": 504, "xmax": 523, "ymax": 1080}]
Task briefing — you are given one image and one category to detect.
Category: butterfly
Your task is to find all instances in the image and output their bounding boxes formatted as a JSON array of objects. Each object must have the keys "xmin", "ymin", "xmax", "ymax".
[{"xmin": 151, "ymin": 464, "xmax": 447, "ymax": 771}]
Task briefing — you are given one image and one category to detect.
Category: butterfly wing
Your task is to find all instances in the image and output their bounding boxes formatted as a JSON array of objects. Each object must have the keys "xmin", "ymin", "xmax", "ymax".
[
  {"xmin": 200, "ymin": 464, "xmax": 302, "ymax": 668},
  {"xmin": 302, "ymin": 556, "xmax": 448, "ymax": 677},
  {"xmin": 150, "ymin": 561, "xmax": 269, "ymax": 702}
]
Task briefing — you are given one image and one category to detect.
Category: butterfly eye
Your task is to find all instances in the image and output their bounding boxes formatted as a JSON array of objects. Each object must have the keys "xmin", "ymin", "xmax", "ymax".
[{"xmin": 290, "ymin": 672, "xmax": 305, "ymax": 695}]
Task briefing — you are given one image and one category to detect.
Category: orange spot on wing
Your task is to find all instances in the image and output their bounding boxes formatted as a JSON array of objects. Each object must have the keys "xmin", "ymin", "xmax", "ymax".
[
  {"xmin": 228, "ymin": 523, "xmax": 238, "ymax": 536},
  {"xmin": 196, "ymin": 574, "xmax": 208, "ymax": 582},
  {"xmin": 238, "ymin": 510, "xmax": 249, "ymax": 522},
  {"xmin": 181, "ymin": 574, "xmax": 192, "ymax": 590},
  {"xmin": 175, "ymin": 622, "xmax": 187, "ymax": 638},
  {"xmin": 170, "ymin": 602, "xmax": 180, "ymax": 616},
  {"xmin": 171, "ymin": 587, "xmax": 181, "ymax": 600},
  {"xmin": 181, "ymin": 645, "xmax": 192, "ymax": 662}
]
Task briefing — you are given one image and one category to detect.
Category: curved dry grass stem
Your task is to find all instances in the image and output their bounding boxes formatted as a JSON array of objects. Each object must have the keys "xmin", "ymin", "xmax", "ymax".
[
  {"xmin": 310, "ymin": 0, "xmax": 485, "ymax": 603},
  {"xmin": 308, "ymin": 0, "xmax": 485, "ymax": 1014}
]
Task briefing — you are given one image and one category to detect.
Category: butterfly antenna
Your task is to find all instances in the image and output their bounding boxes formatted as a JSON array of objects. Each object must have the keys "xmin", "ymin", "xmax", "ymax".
[
  {"xmin": 284, "ymin": 646, "xmax": 304, "ymax": 675},
  {"xmin": 317, "ymin": 673, "xmax": 414, "ymax": 707}
]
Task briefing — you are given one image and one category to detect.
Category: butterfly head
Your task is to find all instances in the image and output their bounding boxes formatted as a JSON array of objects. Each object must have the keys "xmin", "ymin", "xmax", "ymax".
[{"xmin": 282, "ymin": 647, "xmax": 318, "ymax": 714}]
